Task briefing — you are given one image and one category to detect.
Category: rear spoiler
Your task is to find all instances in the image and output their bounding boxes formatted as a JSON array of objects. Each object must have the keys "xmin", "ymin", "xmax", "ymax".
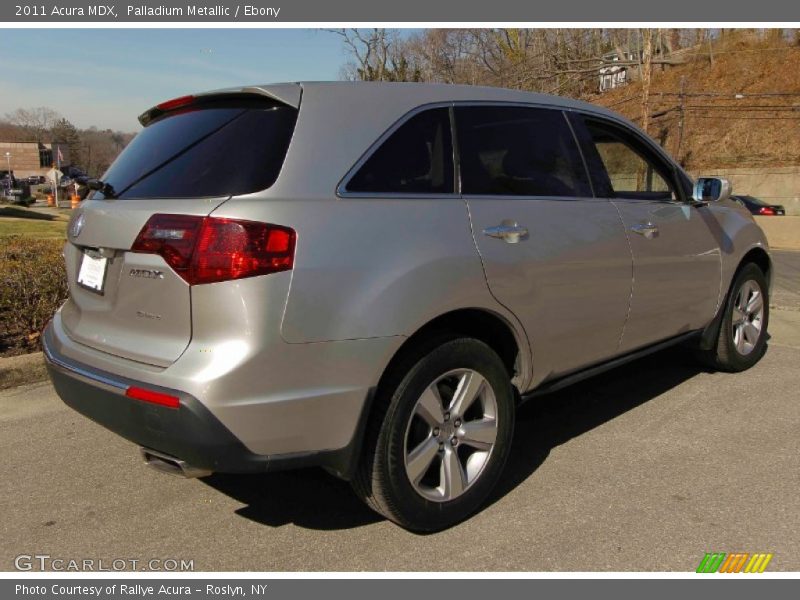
[{"xmin": 138, "ymin": 83, "xmax": 302, "ymax": 126}]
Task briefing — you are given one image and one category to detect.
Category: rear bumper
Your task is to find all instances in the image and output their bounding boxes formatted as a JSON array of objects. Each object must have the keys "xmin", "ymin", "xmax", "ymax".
[{"xmin": 43, "ymin": 322, "xmax": 371, "ymax": 477}]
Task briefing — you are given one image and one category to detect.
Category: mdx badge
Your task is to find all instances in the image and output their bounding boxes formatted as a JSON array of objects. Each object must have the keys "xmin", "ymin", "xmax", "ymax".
[{"xmin": 129, "ymin": 268, "xmax": 164, "ymax": 280}]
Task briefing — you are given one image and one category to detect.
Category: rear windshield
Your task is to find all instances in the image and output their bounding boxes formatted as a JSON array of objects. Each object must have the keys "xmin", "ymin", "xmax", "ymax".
[{"xmin": 92, "ymin": 100, "xmax": 297, "ymax": 200}]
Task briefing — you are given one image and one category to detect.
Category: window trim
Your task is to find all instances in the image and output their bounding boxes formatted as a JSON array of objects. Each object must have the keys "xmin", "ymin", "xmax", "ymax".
[
  {"xmin": 336, "ymin": 102, "xmax": 458, "ymax": 199},
  {"xmin": 448, "ymin": 104, "xmax": 462, "ymax": 195},
  {"xmin": 562, "ymin": 110, "xmax": 596, "ymax": 199},
  {"xmin": 337, "ymin": 99, "xmax": 691, "ymax": 203}
]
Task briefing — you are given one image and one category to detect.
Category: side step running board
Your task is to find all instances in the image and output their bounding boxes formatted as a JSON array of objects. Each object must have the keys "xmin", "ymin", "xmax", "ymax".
[{"xmin": 523, "ymin": 330, "xmax": 702, "ymax": 401}]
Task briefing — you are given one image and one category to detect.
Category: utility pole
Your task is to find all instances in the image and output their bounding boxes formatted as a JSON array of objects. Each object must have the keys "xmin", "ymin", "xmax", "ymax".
[
  {"xmin": 640, "ymin": 28, "xmax": 654, "ymax": 135},
  {"xmin": 636, "ymin": 29, "xmax": 656, "ymax": 193},
  {"xmin": 676, "ymin": 75, "xmax": 686, "ymax": 164}
]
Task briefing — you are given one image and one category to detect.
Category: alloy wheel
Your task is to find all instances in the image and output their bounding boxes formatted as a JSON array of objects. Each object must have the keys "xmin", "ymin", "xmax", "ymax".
[
  {"xmin": 403, "ymin": 369, "xmax": 498, "ymax": 502},
  {"xmin": 731, "ymin": 279, "xmax": 765, "ymax": 356}
]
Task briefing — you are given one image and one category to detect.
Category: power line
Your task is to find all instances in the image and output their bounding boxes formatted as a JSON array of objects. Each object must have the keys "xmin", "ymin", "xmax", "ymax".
[{"xmin": 688, "ymin": 114, "xmax": 800, "ymax": 120}]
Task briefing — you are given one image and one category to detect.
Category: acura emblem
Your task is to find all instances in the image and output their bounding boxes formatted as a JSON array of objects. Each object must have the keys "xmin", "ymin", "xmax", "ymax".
[{"xmin": 70, "ymin": 213, "xmax": 85, "ymax": 238}]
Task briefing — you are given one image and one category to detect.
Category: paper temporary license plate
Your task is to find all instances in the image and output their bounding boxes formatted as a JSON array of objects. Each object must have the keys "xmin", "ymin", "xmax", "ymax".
[{"xmin": 77, "ymin": 252, "xmax": 108, "ymax": 294}]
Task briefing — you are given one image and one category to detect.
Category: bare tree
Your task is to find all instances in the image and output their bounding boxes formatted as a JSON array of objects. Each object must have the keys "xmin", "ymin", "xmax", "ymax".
[
  {"xmin": 330, "ymin": 28, "xmax": 707, "ymax": 101},
  {"xmin": 1, "ymin": 109, "xmax": 136, "ymax": 176},
  {"xmin": 4, "ymin": 107, "xmax": 62, "ymax": 141},
  {"xmin": 327, "ymin": 28, "xmax": 420, "ymax": 81},
  {"xmin": 81, "ymin": 127, "xmax": 134, "ymax": 176}
]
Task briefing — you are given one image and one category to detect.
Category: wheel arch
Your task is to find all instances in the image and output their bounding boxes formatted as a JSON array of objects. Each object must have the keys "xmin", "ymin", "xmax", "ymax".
[
  {"xmin": 378, "ymin": 308, "xmax": 529, "ymax": 401},
  {"xmin": 739, "ymin": 246, "xmax": 772, "ymax": 289},
  {"xmin": 700, "ymin": 244, "xmax": 772, "ymax": 351}
]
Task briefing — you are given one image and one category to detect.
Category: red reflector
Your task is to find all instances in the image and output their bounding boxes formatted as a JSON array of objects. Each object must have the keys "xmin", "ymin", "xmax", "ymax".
[
  {"xmin": 126, "ymin": 386, "xmax": 180, "ymax": 409},
  {"xmin": 131, "ymin": 214, "xmax": 296, "ymax": 285},
  {"xmin": 156, "ymin": 95, "xmax": 195, "ymax": 111}
]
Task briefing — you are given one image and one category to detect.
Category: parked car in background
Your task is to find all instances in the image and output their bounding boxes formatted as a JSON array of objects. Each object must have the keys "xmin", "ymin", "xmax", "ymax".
[
  {"xmin": 732, "ymin": 194, "xmax": 786, "ymax": 216},
  {"xmin": 44, "ymin": 82, "xmax": 772, "ymax": 531},
  {"xmin": 63, "ymin": 166, "xmax": 90, "ymax": 186},
  {"xmin": 27, "ymin": 175, "xmax": 47, "ymax": 185}
]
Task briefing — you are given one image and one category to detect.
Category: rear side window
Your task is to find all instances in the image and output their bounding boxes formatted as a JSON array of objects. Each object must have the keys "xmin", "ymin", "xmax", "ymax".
[
  {"xmin": 345, "ymin": 107, "xmax": 454, "ymax": 194},
  {"xmin": 94, "ymin": 101, "xmax": 297, "ymax": 199},
  {"xmin": 455, "ymin": 106, "xmax": 591, "ymax": 197}
]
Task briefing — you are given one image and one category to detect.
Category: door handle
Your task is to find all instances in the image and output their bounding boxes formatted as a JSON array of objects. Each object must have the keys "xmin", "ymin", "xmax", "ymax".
[
  {"xmin": 631, "ymin": 222, "xmax": 659, "ymax": 239},
  {"xmin": 483, "ymin": 221, "xmax": 529, "ymax": 244}
]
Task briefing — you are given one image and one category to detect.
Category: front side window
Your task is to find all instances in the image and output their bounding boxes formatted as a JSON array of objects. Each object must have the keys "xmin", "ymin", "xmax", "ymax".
[
  {"xmin": 346, "ymin": 107, "xmax": 454, "ymax": 194},
  {"xmin": 454, "ymin": 105, "xmax": 592, "ymax": 198},
  {"xmin": 582, "ymin": 120, "xmax": 674, "ymax": 200}
]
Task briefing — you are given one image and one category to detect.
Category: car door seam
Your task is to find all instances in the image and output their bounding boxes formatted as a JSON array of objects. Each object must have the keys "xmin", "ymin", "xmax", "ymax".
[
  {"xmin": 610, "ymin": 199, "xmax": 635, "ymax": 353},
  {"xmin": 462, "ymin": 196, "xmax": 533, "ymax": 392}
]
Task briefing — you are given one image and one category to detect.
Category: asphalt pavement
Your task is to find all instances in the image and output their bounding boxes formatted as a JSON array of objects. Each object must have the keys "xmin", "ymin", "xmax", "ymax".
[{"xmin": 2, "ymin": 251, "xmax": 799, "ymax": 572}]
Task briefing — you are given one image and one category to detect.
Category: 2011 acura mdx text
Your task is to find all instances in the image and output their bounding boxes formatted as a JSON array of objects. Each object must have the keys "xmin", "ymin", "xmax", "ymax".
[{"xmin": 44, "ymin": 82, "xmax": 771, "ymax": 531}]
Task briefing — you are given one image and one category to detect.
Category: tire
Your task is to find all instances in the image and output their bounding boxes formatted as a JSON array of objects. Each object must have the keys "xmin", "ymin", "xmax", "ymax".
[
  {"xmin": 700, "ymin": 262, "xmax": 769, "ymax": 372},
  {"xmin": 353, "ymin": 336, "xmax": 515, "ymax": 531}
]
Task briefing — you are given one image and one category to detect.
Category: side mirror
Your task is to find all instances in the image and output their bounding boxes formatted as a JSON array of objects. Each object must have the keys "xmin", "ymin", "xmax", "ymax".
[{"xmin": 693, "ymin": 177, "xmax": 732, "ymax": 203}]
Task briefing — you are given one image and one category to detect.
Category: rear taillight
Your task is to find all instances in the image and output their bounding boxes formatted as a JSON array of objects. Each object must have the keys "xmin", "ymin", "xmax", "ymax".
[
  {"xmin": 131, "ymin": 214, "xmax": 203, "ymax": 273},
  {"xmin": 131, "ymin": 214, "xmax": 295, "ymax": 285},
  {"xmin": 758, "ymin": 207, "xmax": 776, "ymax": 215}
]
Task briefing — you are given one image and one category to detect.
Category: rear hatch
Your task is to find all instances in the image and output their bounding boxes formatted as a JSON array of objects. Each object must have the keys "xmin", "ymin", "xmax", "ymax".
[{"xmin": 60, "ymin": 89, "xmax": 299, "ymax": 367}]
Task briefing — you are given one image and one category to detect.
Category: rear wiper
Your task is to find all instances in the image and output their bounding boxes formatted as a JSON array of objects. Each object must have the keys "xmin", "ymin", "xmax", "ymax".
[{"xmin": 86, "ymin": 179, "xmax": 117, "ymax": 199}]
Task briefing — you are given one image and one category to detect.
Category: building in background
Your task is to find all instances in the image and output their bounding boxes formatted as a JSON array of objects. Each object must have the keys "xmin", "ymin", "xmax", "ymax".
[
  {"xmin": 0, "ymin": 141, "xmax": 70, "ymax": 179},
  {"xmin": 598, "ymin": 50, "xmax": 636, "ymax": 92}
]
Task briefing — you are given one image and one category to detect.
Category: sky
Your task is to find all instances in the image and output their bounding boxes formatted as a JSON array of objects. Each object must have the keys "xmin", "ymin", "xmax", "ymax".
[{"xmin": 0, "ymin": 29, "xmax": 351, "ymax": 132}]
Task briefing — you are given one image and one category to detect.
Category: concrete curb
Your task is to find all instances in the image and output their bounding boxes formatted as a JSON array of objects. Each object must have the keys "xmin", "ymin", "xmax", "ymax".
[{"xmin": 0, "ymin": 352, "xmax": 46, "ymax": 391}]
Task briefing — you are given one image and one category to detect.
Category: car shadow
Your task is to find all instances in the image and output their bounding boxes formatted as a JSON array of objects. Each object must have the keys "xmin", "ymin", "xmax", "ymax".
[
  {"xmin": 488, "ymin": 345, "xmax": 704, "ymax": 507},
  {"xmin": 201, "ymin": 466, "xmax": 381, "ymax": 530},
  {"xmin": 200, "ymin": 344, "xmax": 706, "ymax": 532},
  {"xmin": 0, "ymin": 206, "xmax": 56, "ymax": 220}
]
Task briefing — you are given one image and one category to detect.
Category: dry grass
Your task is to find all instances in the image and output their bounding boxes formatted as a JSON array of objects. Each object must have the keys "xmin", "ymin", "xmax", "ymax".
[
  {"xmin": 0, "ymin": 237, "xmax": 68, "ymax": 356},
  {"xmin": 590, "ymin": 32, "xmax": 800, "ymax": 170}
]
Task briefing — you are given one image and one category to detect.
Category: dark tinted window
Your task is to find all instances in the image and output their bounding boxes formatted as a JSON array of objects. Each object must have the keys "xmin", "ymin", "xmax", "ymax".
[
  {"xmin": 94, "ymin": 101, "xmax": 297, "ymax": 199},
  {"xmin": 455, "ymin": 106, "xmax": 591, "ymax": 197},
  {"xmin": 346, "ymin": 108, "xmax": 454, "ymax": 194}
]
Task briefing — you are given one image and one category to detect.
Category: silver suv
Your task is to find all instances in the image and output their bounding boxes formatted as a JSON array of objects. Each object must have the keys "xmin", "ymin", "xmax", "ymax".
[{"xmin": 44, "ymin": 82, "xmax": 771, "ymax": 531}]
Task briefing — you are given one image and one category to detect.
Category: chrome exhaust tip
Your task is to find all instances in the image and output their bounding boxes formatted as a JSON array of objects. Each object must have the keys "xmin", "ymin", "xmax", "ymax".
[{"xmin": 140, "ymin": 448, "xmax": 212, "ymax": 479}]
